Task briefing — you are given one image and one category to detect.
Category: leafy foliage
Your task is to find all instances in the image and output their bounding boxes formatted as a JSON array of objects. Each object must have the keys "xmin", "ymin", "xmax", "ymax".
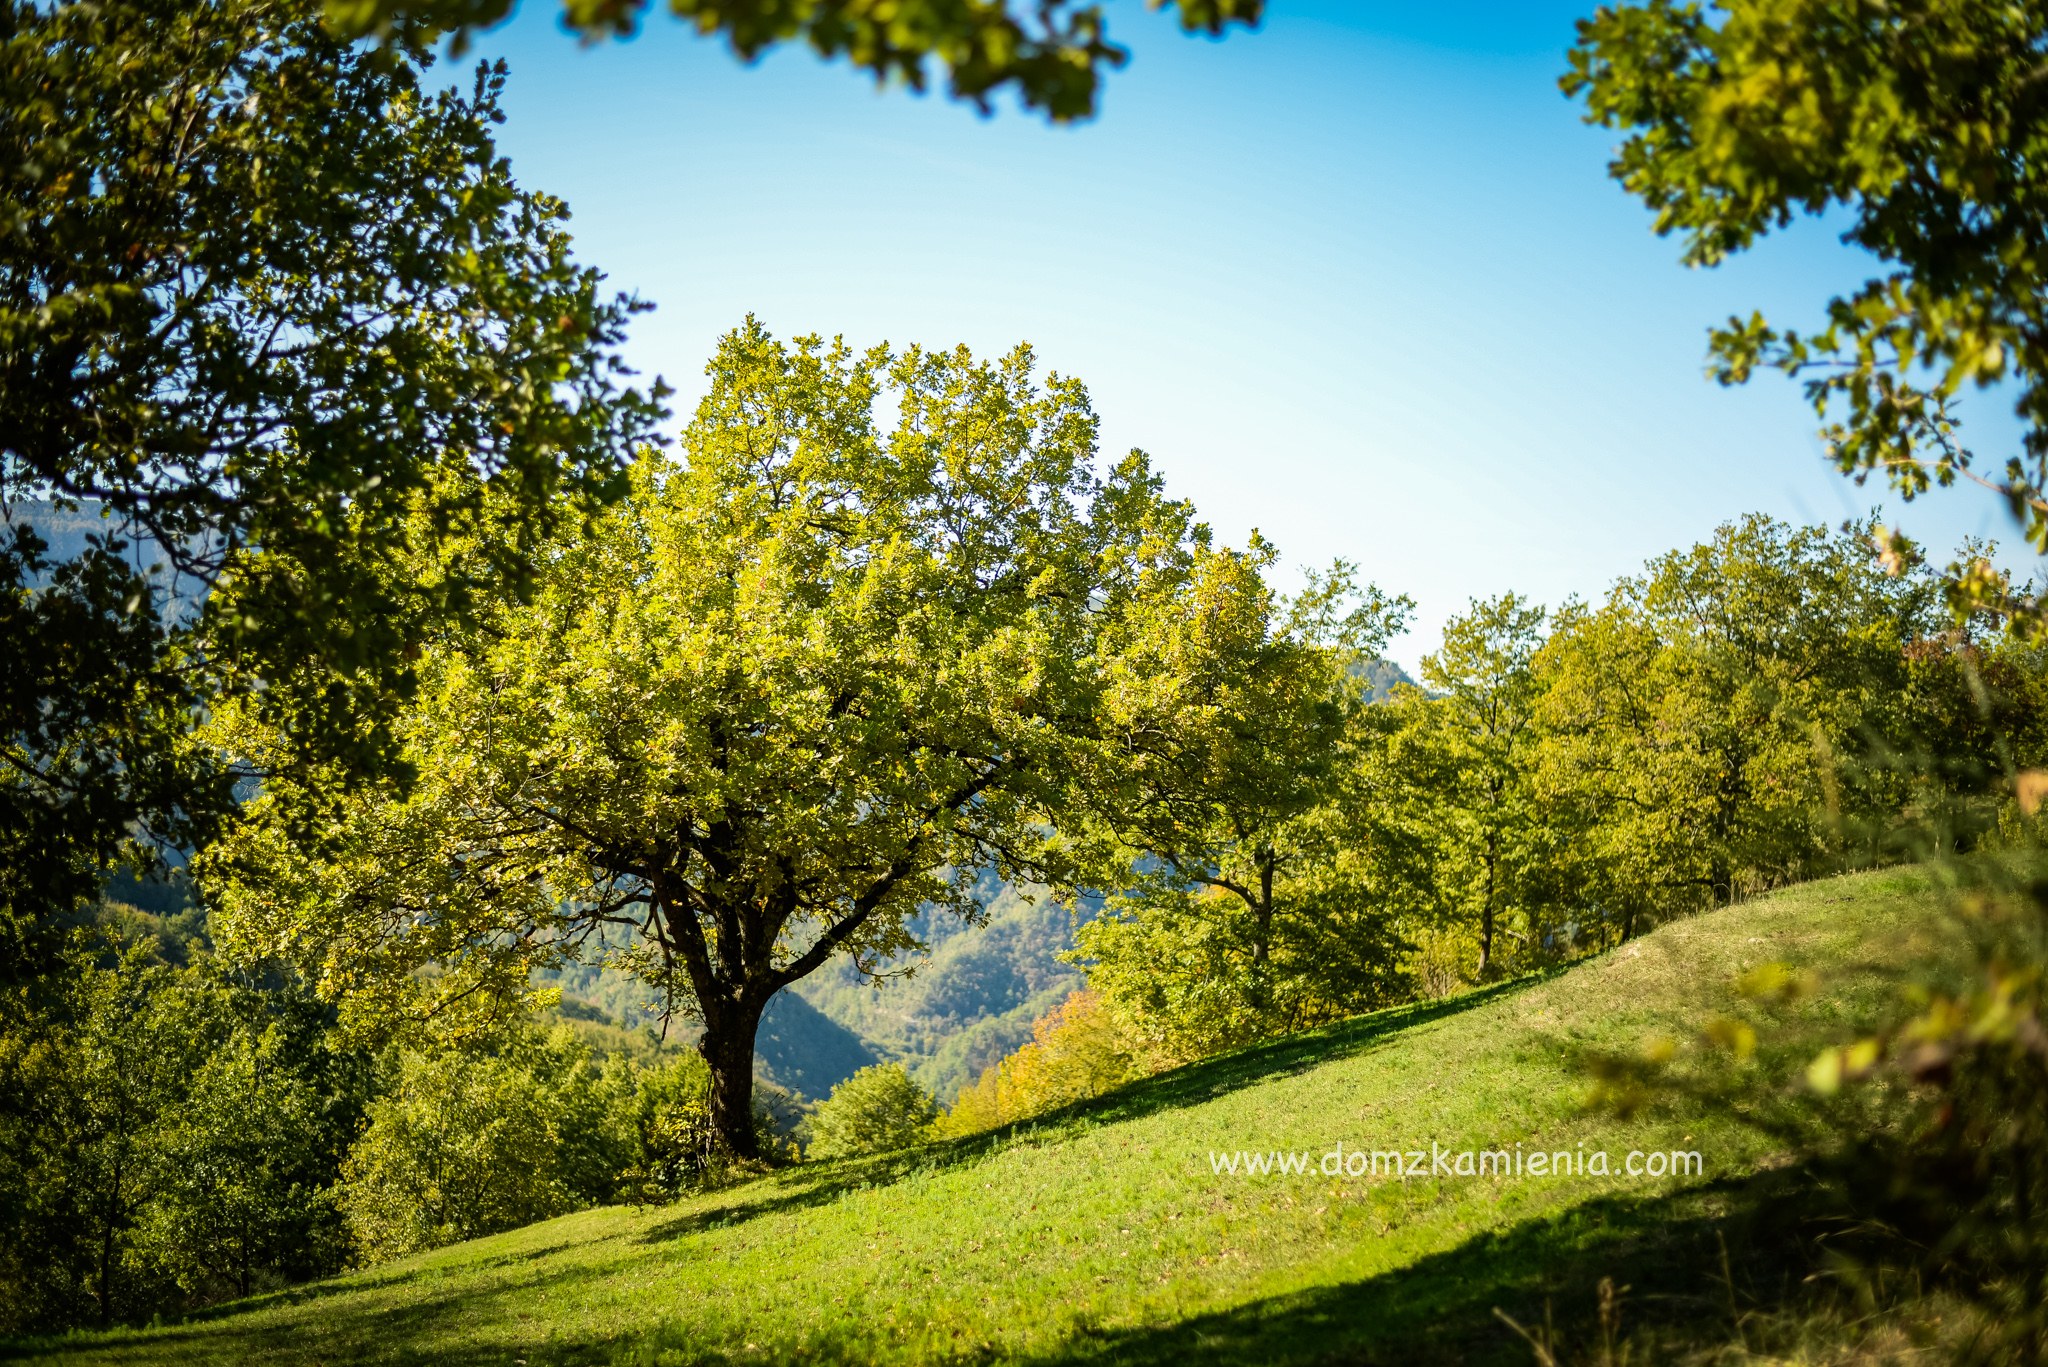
[
  {"xmin": 1069, "ymin": 563, "xmax": 1414, "ymax": 1058},
  {"xmin": 0, "ymin": 938, "xmax": 365, "ymax": 1332},
  {"xmin": 1385, "ymin": 593, "xmax": 1549, "ymax": 979},
  {"xmin": 804, "ymin": 1064, "xmax": 938, "ymax": 1160},
  {"xmin": 1565, "ymin": 0, "xmax": 2048, "ymax": 626},
  {"xmin": 331, "ymin": 0, "xmax": 1265, "ymax": 123},
  {"xmin": 336, "ymin": 1028, "xmax": 630, "ymax": 1262},
  {"xmin": 1533, "ymin": 516, "xmax": 1949, "ymax": 930},
  {"xmin": 939, "ymin": 988, "xmax": 1137, "ymax": 1136},
  {"xmin": 0, "ymin": 0, "xmax": 661, "ymax": 977},
  {"xmin": 204, "ymin": 319, "xmax": 1242, "ymax": 1157}
]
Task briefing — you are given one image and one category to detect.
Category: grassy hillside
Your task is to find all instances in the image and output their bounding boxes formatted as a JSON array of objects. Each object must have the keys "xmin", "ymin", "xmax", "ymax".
[{"xmin": 10, "ymin": 867, "xmax": 1966, "ymax": 1367}]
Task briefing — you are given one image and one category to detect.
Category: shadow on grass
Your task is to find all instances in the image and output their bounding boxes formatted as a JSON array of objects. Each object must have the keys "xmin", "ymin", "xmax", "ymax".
[
  {"xmin": 0, "ymin": 1248, "xmax": 654, "ymax": 1367},
  {"xmin": 601, "ymin": 1164, "xmax": 1834, "ymax": 1367},
  {"xmin": 1025, "ymin": 1170, "xmax": 1821, "ymax": 1367},
  {"xmin": 637, "ymin": 978, "xmax": 1548, "ymax": 1248},
  {"xmin": 12, "ymin": 1164, "xmax": 1841, "ymax": 1367},
  {"xmin": 1073, "ymin": 976, "xmax": 1550, "ymax": 1127},
  {"xmin": 146, "ymin": 1236, "xmax": 599, "ymax": 1327}
]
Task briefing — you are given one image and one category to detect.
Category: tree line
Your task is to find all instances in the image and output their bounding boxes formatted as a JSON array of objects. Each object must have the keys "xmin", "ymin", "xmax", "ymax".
[{"xmin": 845, "ymin": 515, "xmax": 2048, "ymax": 1143}]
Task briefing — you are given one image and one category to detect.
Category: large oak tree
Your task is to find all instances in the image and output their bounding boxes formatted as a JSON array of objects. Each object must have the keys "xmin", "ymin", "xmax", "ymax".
[{"xmin": 205, "ymin": 320, "xmax": 1230, "ymax": 1157}]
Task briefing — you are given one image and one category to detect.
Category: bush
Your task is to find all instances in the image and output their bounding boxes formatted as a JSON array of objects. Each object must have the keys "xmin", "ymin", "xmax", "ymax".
[
  {"xmin": 805, "ymin": 1065, "xmax": 937, "ymax": 1160},
  {"xmin": 336, "ymin": 1027, "xmax": 630, "ymax": 1262},
  {"xmin": 131, "ymin": 1022, "xmax": 352, "ymax": 1302},
  {"xmin": 1839, "ymin": 864, "xmax": 2048, "ymax": 1362},
  {"xmin": 616, "ymin": 1053, "xmax": 717, "ymax": 1200},
  {"xmin": 0, "ymin": 942, "xmax": 364, "ymax": 1332}
]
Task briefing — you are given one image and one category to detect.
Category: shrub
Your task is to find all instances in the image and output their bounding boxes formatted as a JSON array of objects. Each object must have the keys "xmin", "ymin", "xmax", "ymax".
[
  {"xmin": 805, "ymin": 1064, "xmax": 937, "ymax": 1160},
  {"xmin": 336, "ymin": 1028, "xmax": 630, "ymax": 1262},
  {"xmin": 617, "ymin": 1053, "xmax": 718, "ymax": 1199}
]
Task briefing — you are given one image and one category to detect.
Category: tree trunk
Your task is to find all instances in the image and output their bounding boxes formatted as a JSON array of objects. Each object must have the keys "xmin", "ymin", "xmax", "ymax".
[
  {"xmin": 698, "ymin": 997, "xmax": 766, "ymax": 1161},
  {"xmin": 1247, "ymin": 848, "xmax": 1276, "ymax": 1012},
  {"xmin": 1476, "ymin": 829, "xmax": 1498, "ymax": 979},
  {"xmin": 97, "ymin": 1148, "xmax": 124, "ymax": 1327},
  {"xmin": 1251, "ymin": 849, "xmax": 1275, "ymax": 969}
]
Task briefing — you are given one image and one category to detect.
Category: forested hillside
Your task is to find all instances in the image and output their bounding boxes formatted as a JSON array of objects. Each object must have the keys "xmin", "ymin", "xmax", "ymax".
[
  {"xmin": 538, "ymin": 878, "xmax": 1082, "ymax": 1102},
  {"xmin": 18, "ymin": 0, "xmax": 2048, "ymax": 1358},
  {"xmin": 792, "ymin": 881, "xmax": 1085, "ymax": 1101}
]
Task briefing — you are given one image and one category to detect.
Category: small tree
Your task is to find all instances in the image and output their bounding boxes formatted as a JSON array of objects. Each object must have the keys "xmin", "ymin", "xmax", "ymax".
[
  {"xmin": 805, "ymin": 1065, "xmax": 937, "ymax": 1160},
  {"xmin": 132, "ymin": 1023, "xmax": 344, "ymax": 1302},
  {"xmin": 1407, "ymin": 594, "xmax": 1548, "ymax": 978},
  {"xmin": 619, "ymin": 1054, "xmax": 717, "ymax": 1200},
  {"xmin": 938, "ymin": 989, "xmax": 1137, "ymax": 1136},
  {"xmin": 1070, "ymin": 558, "xmax": 1413, "ymax": 1056},
  {"xmin": 0, "ymin": 942, "xmax": 360, "ymax": 1331},
  {"xmin": 1534, "ymin": 516, "xmax": 1939, "ymax": 930}
]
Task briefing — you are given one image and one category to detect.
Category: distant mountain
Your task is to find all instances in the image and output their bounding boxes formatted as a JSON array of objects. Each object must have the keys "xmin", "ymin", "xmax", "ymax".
[
  {"xmin": 541, "ymin": 879, "xmax": 1085, "ymax": 1103},
  {"xmin": 790, "ymin": 882, "xmax": 1084, "ymax": 1101},
  {"xmin": 6, "ymin": 500, "xmax": 99, "ymax": 558},
  {"xmin": 753, "ymin": 992, "xmax": 884, "ymax": 1099},
  {"xmin": 1349, "ymin": 654, "xmax": 1418, "ymax": 702},
  {"xmin": 5, "ymin": 499, "xmax": 206, "ymax": 616}
]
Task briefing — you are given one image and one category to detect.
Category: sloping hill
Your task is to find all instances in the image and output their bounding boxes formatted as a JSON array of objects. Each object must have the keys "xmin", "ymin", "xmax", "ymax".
[{"xmin": 12, "ymin": 868, "xmax": 1964, "ymax": 1367}]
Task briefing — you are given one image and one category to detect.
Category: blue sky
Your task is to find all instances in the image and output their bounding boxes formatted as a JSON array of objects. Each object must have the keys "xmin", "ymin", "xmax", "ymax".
[{"xmin": 462, "ymin": 0, "xmax": 2024, "ymax": 671}]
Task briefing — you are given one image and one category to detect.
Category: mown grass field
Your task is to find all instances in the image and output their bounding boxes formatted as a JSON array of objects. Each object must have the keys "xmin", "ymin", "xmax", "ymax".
[{"xmin": 7, "ymin": 867, "xmax": 1969, "ymax": 1366}]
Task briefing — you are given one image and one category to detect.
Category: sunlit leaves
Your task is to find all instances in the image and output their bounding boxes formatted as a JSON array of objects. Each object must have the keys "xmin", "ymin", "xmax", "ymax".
[
  {"xmin": 1567, "ymin": 0, "xmax": 2048, "ymax": 630},
  {"xmin": 206, "ymin": 319, "xmax": 1233, "ymax": 1152}
]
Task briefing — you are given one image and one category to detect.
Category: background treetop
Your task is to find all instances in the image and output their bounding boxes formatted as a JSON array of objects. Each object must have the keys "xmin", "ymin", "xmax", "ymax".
[{"xmin": 327, "ymin": 0, "xmax": 1265, "ymax": 122}]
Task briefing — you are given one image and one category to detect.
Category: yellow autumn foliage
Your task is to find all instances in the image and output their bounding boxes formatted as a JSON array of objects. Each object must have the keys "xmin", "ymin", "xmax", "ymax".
[{"xmin": 937, "ymin": 990, "xmax": 1141, "ymax": 1138}]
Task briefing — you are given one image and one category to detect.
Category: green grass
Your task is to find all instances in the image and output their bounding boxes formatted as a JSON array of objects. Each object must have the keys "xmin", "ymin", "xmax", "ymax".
[{"xmin": 7, "ymin": 867, "xmax": 1971, "ymax": 1367}]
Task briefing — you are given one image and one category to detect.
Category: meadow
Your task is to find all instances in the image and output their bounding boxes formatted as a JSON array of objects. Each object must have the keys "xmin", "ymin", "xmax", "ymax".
[{"xmin": 8, "ymin": 867, "xmax": 1963, "ymax": 1367}]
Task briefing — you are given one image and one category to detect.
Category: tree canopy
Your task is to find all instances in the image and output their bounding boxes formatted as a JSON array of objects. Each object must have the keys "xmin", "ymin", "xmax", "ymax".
[
  {"xmin": 1070, "ymin": 559, "xmax": 1414, "ymax": 1056},
  {"xmin": 0, "ymin": 0, "xmax": 661, "ymax": 975},
  {"xmin": 204, "ymin": 319, "xmax": 1245, "ymax": 1156}
]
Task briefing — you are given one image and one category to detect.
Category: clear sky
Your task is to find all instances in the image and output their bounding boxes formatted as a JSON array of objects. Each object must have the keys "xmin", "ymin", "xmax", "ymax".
[{"xmin": 460, "ymin": 0, "xmax": 2027, "ymax": 672}]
